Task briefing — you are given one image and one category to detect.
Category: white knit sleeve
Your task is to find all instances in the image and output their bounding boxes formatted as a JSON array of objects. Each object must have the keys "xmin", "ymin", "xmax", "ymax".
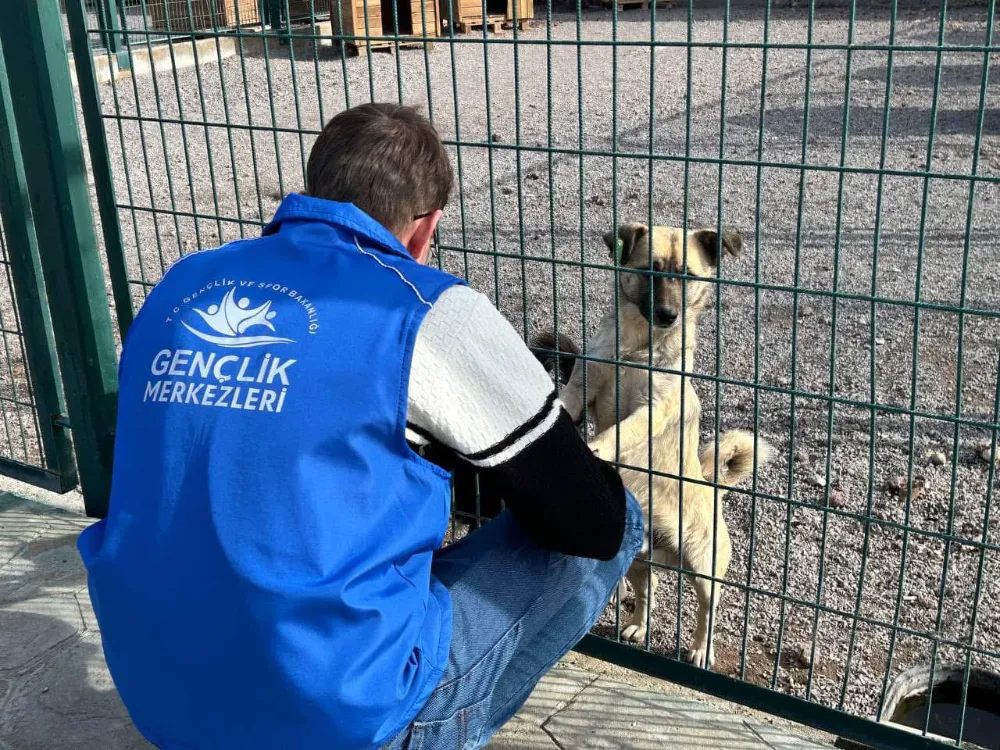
[{"xmin": 406, "ymin": 285, "xmax": 560, "ymax": 468}]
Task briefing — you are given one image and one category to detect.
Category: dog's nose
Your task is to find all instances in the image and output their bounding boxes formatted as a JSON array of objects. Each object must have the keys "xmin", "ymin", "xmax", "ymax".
[{"xmin": 654, "ymin": 307, "xmax": 677, "ymax": 327}]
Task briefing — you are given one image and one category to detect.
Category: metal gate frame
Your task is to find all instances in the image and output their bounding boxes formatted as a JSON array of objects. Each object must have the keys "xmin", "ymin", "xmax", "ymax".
[
  {"xmin": 0, "ymin": 35, "xmax": 78, "ymax": 493},
  {"xmin": 0, "ymin": 0, "xmax": 121, "ymax": 517}
]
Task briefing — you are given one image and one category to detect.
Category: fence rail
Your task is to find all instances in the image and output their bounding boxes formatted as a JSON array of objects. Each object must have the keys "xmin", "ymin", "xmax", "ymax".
[{"xmin": 41, "ymin": 0, "xmax": 1000, "ymax": 747}]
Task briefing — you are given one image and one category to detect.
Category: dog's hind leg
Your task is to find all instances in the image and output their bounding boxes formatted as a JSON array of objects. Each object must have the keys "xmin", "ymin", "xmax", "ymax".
[
  {"xmin": 685, "ymin": 527, "xmax": 731, "ymax": 670},
  {"xmin": 688, "ymin": 575, "xmax": 718, "ymax": 670}
]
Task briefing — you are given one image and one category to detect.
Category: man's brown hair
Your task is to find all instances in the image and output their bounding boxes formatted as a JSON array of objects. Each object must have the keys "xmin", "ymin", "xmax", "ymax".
[{"xmin": 305, "ymin": 103, "xmax": 453, "ymax": 236}]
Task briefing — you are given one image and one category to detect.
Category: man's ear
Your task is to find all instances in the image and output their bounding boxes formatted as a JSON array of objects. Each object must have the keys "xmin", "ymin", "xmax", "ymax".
[
  {"xmin": 692, "ymin": 228, "xmax": 743, "ymax": 269},
  {"xmin": 602, "ymin": 223, "xmax": 648, "ymax": 266},
  {"xmin": 404, "ymin": 210, "xmax": 442, "ymax": 264}
]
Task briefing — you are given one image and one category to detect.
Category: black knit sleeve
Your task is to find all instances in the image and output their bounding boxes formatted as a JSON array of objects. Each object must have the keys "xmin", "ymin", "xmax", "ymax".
[{"xmin": 407, "ymin": 285, "xmax": 627, "ymax": 560}]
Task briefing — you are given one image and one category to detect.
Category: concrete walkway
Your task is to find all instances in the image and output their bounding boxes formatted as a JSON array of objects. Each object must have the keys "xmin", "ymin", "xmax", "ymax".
[{"xmin": 0, "ymin": 491, "xmax": 835, "ymax": 749}]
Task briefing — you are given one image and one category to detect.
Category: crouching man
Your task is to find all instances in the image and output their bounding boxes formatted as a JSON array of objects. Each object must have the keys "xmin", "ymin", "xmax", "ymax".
[{"xmin": 78, "ymin": 103, "xmax": 643, "ymax": 750}]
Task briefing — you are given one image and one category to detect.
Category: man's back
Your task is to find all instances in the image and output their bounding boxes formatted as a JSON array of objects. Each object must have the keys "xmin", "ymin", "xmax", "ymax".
[{"xmin": 79, "ymin": 196, "xmax": 461, "ymax": 749}]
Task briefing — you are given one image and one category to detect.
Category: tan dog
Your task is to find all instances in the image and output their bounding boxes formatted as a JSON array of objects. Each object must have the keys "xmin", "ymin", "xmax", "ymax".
[{"xmin": 534, "ymin": 223, "xmax": 773, "ymax": 669}]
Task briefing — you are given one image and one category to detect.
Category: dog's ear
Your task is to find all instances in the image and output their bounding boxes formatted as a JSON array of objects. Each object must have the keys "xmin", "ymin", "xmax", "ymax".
[
  {"xmin": 692, "ymin": 229, "xmax": 743, "ymax": 268},
  {"xmin": 602, "ymin": 224, "xmax": 648, "ymax": 266}
]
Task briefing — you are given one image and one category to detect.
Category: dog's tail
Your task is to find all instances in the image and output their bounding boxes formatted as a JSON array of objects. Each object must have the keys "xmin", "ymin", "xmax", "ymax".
[
  {"xmin": 699, "ymin": 430, "xmax": 773, "ymax": 491},
  {"xmin": 530, "ymin": 330, "xmax": 580, "ymax": 386}
]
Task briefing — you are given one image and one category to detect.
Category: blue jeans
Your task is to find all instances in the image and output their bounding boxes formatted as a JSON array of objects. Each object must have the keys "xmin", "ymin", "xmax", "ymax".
[{"xmin": 383, "ymin": 493, "xmax": 644, "ymax": 750}]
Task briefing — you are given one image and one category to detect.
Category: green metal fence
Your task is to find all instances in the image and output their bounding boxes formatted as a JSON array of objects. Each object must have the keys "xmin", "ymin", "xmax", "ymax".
[
  {"xmin": 61, "ymin": 0, "xmax": 269, "ymax": 56},
  {"xmin": 0, "ymin": 33, "xmax": 81, "ymax": 494},
  {"xmin": 1, "ymin": 1, "xmax": 122, "ymax": 513},
  {"xmin": 0, "ymin": 223, "xmax": 74, "ymax": 493},
  {"xmin": 51, "ymin": 0, "xmax": 1000, "ymax": 747}
]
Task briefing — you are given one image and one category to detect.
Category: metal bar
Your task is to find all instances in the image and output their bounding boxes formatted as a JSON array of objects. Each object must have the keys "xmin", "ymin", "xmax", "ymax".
[
  {"xmin": 99, "ymin": 111, "xmax": 1000, "ymax": 186},
  {"xmin": 99, "ymin": 0, "xmax": 122, "ymax": 57},
  {"xmin": 64, "ymin": 0, "xmax": 135, "ymax": 338},
  {"xmin": 179, "ymin": 0, "xmax": 229, "ymax": 244},
  {"xmin": 119, "ymin": 0, "xmax": 171, "ymax": 290},
  {"xmin": 2, "ymin": 0, "xmax": 120, "ymax": 517},
  {"xmin": 705, "ymin": 0, "xmax": 730, "ymax": 678},
  {"xmin": 924, "ymin": 0, "xmax": 984, "ymax": 738},
  {"xmin": 911, "ymin": 1, "xmax": 956, "ymax": 737},
  {"xmin": 872, "ymin": 0, "xmax": 908, "ymax": 724},
  {"xmin": 76, "ymin": 24, "xmax": 1000, "ymax": 52},
  {"xmin": 675, "ymin": 0, "xmax": 691, "ymax": 663},
  {"xmin": 740, "ymin": 0, "xmax": 771, "ymax": 684},
  {"xmin": 772, "ymin": 0, "xmax": 814, "ymax": 690},
  {"xmin": 643, "ymin": 0, "xmax": 659, "ymax": 655},
  {"xmin": 0, "ymin": 455, "xmax": 75, "ymax": 493},
  {"xmin": 231, "ymin": 0, "xmax": 269, "ymax": 227},
  {"xmin": 954, "ymin": 10, "xmax": 998, "ymax": 746}
]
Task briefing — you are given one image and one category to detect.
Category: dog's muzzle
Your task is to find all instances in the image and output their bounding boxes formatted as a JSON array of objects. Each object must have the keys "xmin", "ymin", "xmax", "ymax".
[{"xmin": 653, "ymin": 306, "xmax": 678, "ymax": 327}]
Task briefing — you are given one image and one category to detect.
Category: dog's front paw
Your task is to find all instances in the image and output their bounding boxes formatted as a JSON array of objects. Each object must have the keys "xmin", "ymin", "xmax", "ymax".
[
  {"xmin": 621, "ymin": 622, "xmax": 648, "ymax": 644},
  {"xmin": 689, "ymin": 645, "xmax": 715, "ymax": 670}
]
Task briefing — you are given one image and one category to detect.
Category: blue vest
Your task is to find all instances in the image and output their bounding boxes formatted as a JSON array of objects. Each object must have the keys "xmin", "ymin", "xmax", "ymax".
[{"xmin": 78, "ymin": 195, "xmax": 464, "ymax": 749}]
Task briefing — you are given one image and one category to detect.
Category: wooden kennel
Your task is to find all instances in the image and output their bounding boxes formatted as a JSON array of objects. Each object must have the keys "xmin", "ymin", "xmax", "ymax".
[
  {"xmin": 147, "ymin": 0, "xmax": 261, "ymax": 32},
  {"xmin": 322, "ymin": 0, "xmax": 439, "ymax": 51},
  {"xmin": 439, "ymin": 0, "xmax": 533, "ymax": 33}
]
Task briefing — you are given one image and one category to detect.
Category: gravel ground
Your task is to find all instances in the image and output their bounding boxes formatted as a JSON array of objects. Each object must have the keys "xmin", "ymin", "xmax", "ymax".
[{"xmin": 52, "ymin": 0, "xmax": 1000, "ymax": 726}]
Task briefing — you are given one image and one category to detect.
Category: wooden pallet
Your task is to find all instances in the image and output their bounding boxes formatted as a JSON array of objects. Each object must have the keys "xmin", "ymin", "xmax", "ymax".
[
  {"xmin": 452, "ymin": 15, "xmax": 505, "ymax": 33},
  {"xmin": 606, "ymin": 0, "xmax": 673, "ymax": 10},
  {"xmin": 501, "ymin": 18, "xmax": 534, "ymax": 29},
  {"xmin": 343, "ymin": 38, "xmax": 435, "ymax": 54}
]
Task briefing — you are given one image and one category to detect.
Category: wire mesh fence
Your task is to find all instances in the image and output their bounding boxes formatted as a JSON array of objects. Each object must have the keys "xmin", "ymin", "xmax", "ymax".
[
  {"xmin": 61, "ymin": 0, "xmax": 167, "ymax": 51},
  {"xmin": 66, "ymin": 0, "xmax": 1000, "ymax": 746},
  {"xmin": 59, "ymin": 0, "xmax": 279, "ymax": 56},
  {"xmin": 0, "ymin": 29, "xmax": 82, "ymax": 495},
  {"xmin": 0, "ymin": 227, "xmax": 52, "ymax": 475}
]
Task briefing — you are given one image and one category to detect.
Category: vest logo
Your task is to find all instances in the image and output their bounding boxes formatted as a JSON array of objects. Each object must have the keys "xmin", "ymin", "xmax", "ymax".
[
  {"xmin": 182, "ymin": 288, "xmax": 295, "ymax": 348},
  {"xmin": 143, "ymin": 278, "xmax": 321, "ymax": 415}
]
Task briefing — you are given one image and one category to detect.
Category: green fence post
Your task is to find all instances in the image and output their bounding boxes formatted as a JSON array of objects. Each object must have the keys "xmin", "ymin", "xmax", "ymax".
[
  {"xmin": 0, "ymin": 37, "xmax": 79, "ymax": 493},
  {"xmin": 112, "ymin": 0, "xmax": 134, "ymax": 73},
  {"xmin": 65, "ymin": 0, "xmax": 135, "ymax": 338},
  {"xmin": 0, "ymin": 0, "xmax": 120, "ymax": 518},
  {"xmin": 99, "ymin": 0, "xmax": 122, "ymax": 57}
]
